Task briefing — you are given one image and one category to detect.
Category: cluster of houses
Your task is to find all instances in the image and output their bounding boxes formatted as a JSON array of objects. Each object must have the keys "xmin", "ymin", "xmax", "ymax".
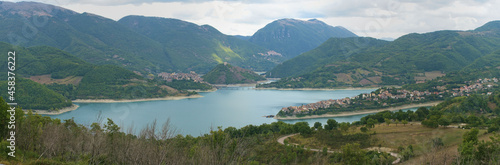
[
  {"xmin": 157, "ymin": 71, "xmax": 204, "ymax": 82},
  {"xmin": 280, "ymin": 98, "xmax": 352, "ymax": 114},
  {"xmin": 451, "ymin": 78, "xmax": 498, "ymax": 96},
  {"xmin": 280, "ymin": 77, "xmax": 499, "ymax": 115}
]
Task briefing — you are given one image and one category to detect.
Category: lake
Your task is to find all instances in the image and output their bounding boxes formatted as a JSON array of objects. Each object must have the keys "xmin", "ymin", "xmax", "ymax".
[{"xmin": 48, "ymin": 87, "xmax": 378, "ymax": 136}]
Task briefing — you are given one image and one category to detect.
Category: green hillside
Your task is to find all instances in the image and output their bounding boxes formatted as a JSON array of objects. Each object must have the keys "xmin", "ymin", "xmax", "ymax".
[
  {"xmin": 202, "ymin": 63, "xmax": 266, "ymax": 84},
  {"xmin": 267, "ymin": 37, "xmax": 388, "ymax": 78},
  {"xmin": 261, "ymin": 21, "xmax": 500, "ymax": 88},
  {"xmin": 0, "ymin": 78, "xmax": 72, "ymax": 110},
  {"xmin": 249, "ymin": 18, "xmax": 357, "ymax": 59},
  {"xmin": 118, "ymin": 15, "xmax": 284, "ymax": 72},
  {"xmin": 0, "ymin": 1, "xmax": 162, "ymax": 72},
  {"xmin": 0, "ymin": 42, "xmax": 207, "ymax": 109},
  {"xmin": 0, "ymin": 2, "xmax": 283, "ymax": 74}
]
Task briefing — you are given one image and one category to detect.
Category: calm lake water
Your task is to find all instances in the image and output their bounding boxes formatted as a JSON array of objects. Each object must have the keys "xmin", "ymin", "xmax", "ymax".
[{"xmin": 48, "ymin": 87, "xmax": 378, "ymax": 136}]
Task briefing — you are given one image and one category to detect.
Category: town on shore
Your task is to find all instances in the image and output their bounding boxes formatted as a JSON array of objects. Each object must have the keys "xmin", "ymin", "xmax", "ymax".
[{"xmin": 279, "ymin": 77, "xmax": 499, "ymax": 117}]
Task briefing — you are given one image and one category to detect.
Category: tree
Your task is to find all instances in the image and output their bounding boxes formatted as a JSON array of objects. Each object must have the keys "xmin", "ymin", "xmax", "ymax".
[
  {"xmin": 360, "ymin": 127, "xmax": 368, "ymax": 133},
  {"xmin": 104, "ymin": 118, "xmax": 120, "ymax": 134},
  {"xmin": 325, "ymin": 119, "xmax": 338, "ymax": 130},
  {"xmin": 402, "ymin": 120, "xmax": 408, "ymax": 126},
  {"xmin": 416, "ymin": 107, "xmax": 429, "ymax": 120},
  {"xmin": 341, "ymin": 143, "xmax": 367, "ymax": 164},
  {"xmin": 384, "ymin": 118, "xmax": 391, "ymax": 126},
  {"xmin": 313, "ymin": 122, "xmax": 322, "ymax": 130},
  {"xmin": 340, "ymin": 122, "xmax": 350, "ymax": 133},
  {"xmin": 367, "ymin": 118, "xmax": 377, "ymax": 128},
  {"xmin": 0, "ymin": 97, "xmax": 9, "ymax": 139},
  {"xmin": 463, "ymin": 128, "xmax": 479, "ymax": 144},
  {"xmin": 294, "ymin": 122, "xmax": 312, "ymax": 135},
  {"xmin": 438, "ymin": 117, "xmax": 451, "ymax": 127}
]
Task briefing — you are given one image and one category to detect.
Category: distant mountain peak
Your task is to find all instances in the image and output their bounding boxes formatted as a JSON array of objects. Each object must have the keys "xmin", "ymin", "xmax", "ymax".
[
  {"xmin": 0, "ymin": 1, "xmax": 76, "ymax": 17},
  {"xmin": 475, "ymin": 20, "xmax": 500, "ymax": 32},
  {"xmin": 249, "ymin": 18, "xmax": 357, "ymax": 59}
]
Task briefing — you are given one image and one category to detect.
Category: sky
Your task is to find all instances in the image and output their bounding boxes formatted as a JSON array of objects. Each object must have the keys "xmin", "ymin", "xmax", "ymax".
[{"xmin": 8, "ymin": 0, "xmax": 500, "ymax": 39}]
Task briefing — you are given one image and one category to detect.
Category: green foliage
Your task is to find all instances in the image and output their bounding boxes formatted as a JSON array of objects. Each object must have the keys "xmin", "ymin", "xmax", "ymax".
[
  {"xmin": 267, "ymin": 37, "xmax": 387, "ymax": 77},
  {"xmin": 0, "ymin": 78, "xmax": 72, "ymax": 110},
  {"xmin": 457, "ymin": 129, "xmax": 500, "ymax": 164},
  {"xmin": 165, "ymin": 79, "xmax": 213, "ymax": 90},
  {"xmin": 463, "ymin": 128, "xmax": 479, "ymax": 144},
  {"xmin": 263, "ymin": 21, "xmax": 500, "ymax": 88},
  {"xmin": 0, "ymin": 42, "xmax": 191, "ymax": 109},
  {"xmin": 325, "ymin": 119, "xmax": 338, "ymax": 130},
  {"xmin": 202, "ymin": 63, "xmax": 265, "ymax": 84},
  {"xmin": 340, "ymin": 143, "xmax": 367, "ymax": 164},
  {"xmin": 118, "ymin": 16, "xmax": 283, "ymax": 72}
]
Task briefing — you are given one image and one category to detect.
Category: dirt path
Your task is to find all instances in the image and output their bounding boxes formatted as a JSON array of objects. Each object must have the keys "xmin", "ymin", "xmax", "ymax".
[{"xmin": 277, "ymin": 134, "xmax": 401, "ymax": 164}]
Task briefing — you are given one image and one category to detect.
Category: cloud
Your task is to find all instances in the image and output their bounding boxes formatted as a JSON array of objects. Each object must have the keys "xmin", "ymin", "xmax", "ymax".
[{"xmin": 35, "ymin": 0, "xmax": 255, "ymax": 6}]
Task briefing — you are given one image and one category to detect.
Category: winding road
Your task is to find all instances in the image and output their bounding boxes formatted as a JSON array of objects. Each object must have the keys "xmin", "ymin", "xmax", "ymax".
[{"xmin": 277, "ymin": 134, "xmax": 401, "ymax": 164}]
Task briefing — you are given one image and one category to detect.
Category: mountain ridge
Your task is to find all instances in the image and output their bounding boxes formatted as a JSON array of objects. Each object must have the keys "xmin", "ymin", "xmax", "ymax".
[
  {"xmin": 260, "ymin": 20, "xmax": 500, "ymax": 88},
  {"xmin": 249, "ymin": 18, "xmax": 358, "ymax": 59}
]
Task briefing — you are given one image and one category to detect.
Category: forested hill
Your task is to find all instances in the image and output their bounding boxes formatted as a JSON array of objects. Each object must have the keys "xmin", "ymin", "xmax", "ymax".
[
  {"xmin": 0, "ymin": 1, "xmax": 284, "ymax": 74},
  {"xmin": 202, "ymin": 63, "xmax": 266, "ymax": 84},
  {"xmin": 118, "ymin": 16, "xmax": 284, "ymax": 72},
  {"xmin": 260, "ymin": 20, "xmax": 500, "ymax": 88},
  {"xmin": 267, "ymin": 37, "xmax": 389, "ymax": 78},
  {"xmin": 249, "ymin": 18, "xmax": 357, "ymax": 59},
  {"xmin": 0, "ymin": 42, "xmax": 204, "ymax": 110},
  {"xmin": 0, "ymin": 1, "xmax": 162, "ymax": 73}
]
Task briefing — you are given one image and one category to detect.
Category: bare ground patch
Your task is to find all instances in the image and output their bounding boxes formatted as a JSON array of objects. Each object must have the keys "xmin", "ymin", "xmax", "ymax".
[
  {"xmin": 334, "ymin": 73, "xmax": 354, "ymax": 83},
  {"xmin": 415, "ymin": 71, "xmax": 446, "ymax": 81},
  {"xmin": 29, "ymin": 74, "xmax": 83, "ymax": 85}
]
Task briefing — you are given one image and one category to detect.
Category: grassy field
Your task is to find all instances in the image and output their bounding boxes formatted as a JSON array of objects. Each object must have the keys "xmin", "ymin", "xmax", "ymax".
[{"xmin": 287, "ymin": 122, "xmax": 495, "ymax": 164}]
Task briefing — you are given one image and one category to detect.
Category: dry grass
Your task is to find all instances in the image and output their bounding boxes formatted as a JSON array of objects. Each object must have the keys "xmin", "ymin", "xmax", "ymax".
[
  {"xmin": 29, "ymin": 74, "xmax": 83, "ymax": 85},
  {"xmin": 288, "ymin": 122, "xmax": 493, "ymax": 164},
  {"xmin": 415, "ymin": 71, "xmax": 446, "ymax": 81},
  {"xmin": 368, "ymin": 123, "xmax": 469, "ymax": 155},
  {"xmin": 367, "ymin": 76, "xmax": 382, "ymax": 84},
  {"xmin": 334, "ymin": 73, "xmax": 354, "ymax": 83}
]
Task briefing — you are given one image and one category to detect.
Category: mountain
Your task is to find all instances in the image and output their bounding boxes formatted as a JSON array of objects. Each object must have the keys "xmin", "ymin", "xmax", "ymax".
[
  {"xmin": 233, "ymin": 35, "xmax": 251, "ymax": 40},
  {"xmin": 118, "ymin": 16, "xmax": 284, "ymax": 72},
  {"xmin": 0, "ymin": 1, "xmax": 164, "ymax": 72},
  {"xmin": 0, "ymin": 42, "xmax": 199, "ymax": 109},
  {"xmin": 0, "ymin": 2, "xmax": 284, "ymax": 74},
  {"xmin": 260, "ymin": 21, "xmax": 500, "ymax": 88},
  {"xmin": 249, "ymin": 18, "xmax": 357, "ymax": 59},
  {"xmin": 202, "ymin": 63, "xmax": 265, "ymax": 84},
  {"xmin": 267, "ymin": 37, "xmax": 389, "ymax": 78}
]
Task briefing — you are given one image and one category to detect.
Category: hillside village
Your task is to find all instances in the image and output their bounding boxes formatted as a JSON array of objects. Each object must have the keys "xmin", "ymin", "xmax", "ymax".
[
  {"xmin": 158, "ymin": 71, "xmax": 205, "ymax": 83},
  {"xmin": 280, "ymin": 77, "xmax": 499, "ymax": 115}
]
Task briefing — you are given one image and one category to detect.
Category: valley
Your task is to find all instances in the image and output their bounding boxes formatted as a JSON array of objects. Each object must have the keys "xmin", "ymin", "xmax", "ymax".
[{"xmin": 1, "ymin": 1, "xmax": 500, "ymax": 164}]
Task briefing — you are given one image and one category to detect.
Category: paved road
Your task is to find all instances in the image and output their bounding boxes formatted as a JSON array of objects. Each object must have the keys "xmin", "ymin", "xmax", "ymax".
[{"xmin": 277, "ymin": 134, "xmax": 401, "ymax": 164}]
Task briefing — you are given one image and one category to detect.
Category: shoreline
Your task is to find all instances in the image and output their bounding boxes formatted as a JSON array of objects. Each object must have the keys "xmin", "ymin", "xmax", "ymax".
[
  {"xmin": 212, "ymin": 80, "xmax": 269, "ymax": 87},
  {"xmin": 72, "ymin": 94, "xmax": 203, "ymax": 103},
  {"xmin": 274, "ymin": 101, "xmax": 442, "ymax": 120},
  {"xmin": 255, "ymin": 87, "xmax": 382, "ymax": 91},
  {"xmin": 188, "ymin": 88, "xmax": 217, "ymax": 92},
  {"xmin": 28, "ymin": 104, "xmax": 80, "ymax": 115}
]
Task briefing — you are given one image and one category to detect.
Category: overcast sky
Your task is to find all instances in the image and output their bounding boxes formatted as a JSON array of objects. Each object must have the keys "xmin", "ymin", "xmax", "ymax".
[{"xmin": 8, "ymin": 0, "xmax": 500, "ymax": 39}]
